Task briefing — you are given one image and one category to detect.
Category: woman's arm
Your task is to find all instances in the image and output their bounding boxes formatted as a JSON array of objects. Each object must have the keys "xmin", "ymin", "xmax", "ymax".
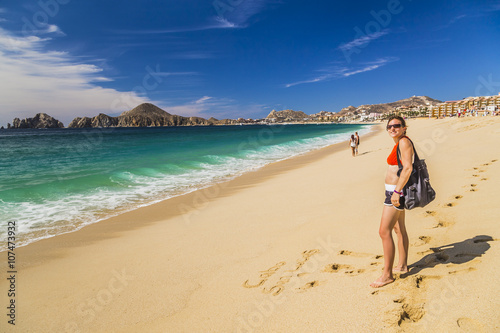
[
  {"xmin": 392, "ymin": 138, "xmax": 413, "ymax": 206},
  {"xmin": 396, "ymin": 138, "xmax": 413, "ymax": 190}
]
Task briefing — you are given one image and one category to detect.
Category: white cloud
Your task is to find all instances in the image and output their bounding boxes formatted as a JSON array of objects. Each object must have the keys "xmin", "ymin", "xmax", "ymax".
[
  {"xmin": 342, "ymin": 60, "xmax": 391, "ymax": 77},
  {"xmin": 285, "ymin": 75, "xmax": 333, "ymax": 88},
  {"xmin": 117, "ymin": 0, "xmax": 276, "ymax": 33},
  {"xmin": 160, "ymin": 96, "xmax": 222, "ymax": 118},
  {"xmin": 114, "ymin": 19, "xmax": 240, "ymax": 35},
  {"xmin": 195, "ymin": 96, "xmax": 212, "ymax": 104},
  {"xmin": 160, "ymin": 96, "xmax": 266, "ymax": 120},
  {"xmin": 154, "ymin": 71, "xmax": 199, "ymax": 77},
  {"xmin": 213, "ymin": 0, "xmax": 273, "ymax": 28},
  {"xmin": 213, "ymin": 17, "xmax": 238, "ymax": 28},
  {"xmin": 0, "ymin": 28, "xmax": 150, "ymax": 126},
  {"xmin": 0, "ymin": 27, "xmax": 264, "ymax": 126},
  {"xmin": 285, "ymin": 57, "xmax": 399, "ymax": 88},
  {"xmin": 434, "ymin": 14, "xmax": 467, "ymax": 30},
  {"xmin": 338, "ymin": 29, "xmax": 390, "ymax": 52},
  {"xmin": 45, "ymin": 24, "xmax": 65, "ymax": 35}
]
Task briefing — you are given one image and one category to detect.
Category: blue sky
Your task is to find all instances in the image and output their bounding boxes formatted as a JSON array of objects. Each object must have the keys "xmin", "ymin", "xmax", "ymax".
[{"xmin": 1, "ymin": 0, "xmax": 499, "ymax": 126}]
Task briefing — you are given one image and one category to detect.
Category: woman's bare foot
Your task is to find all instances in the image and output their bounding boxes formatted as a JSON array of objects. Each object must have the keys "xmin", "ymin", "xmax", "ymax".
[
  {"xmin": 370, "ymin": 276, "xmax": 395, "ymax": 288},
  {"xmin": 392, "ymin": 266, "xmax": 408, "ymax": 273}
]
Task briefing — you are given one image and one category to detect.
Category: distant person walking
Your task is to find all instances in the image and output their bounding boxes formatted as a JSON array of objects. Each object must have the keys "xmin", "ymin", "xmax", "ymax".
[
  {"xmin": 355, "ymin": 132, "xmax": 360, "ymax": 155},
  {"xmin": 370, "ymin": 115, "xmax": 413, "ymax": 288},
  {"xmin": 349, "ymin": 134, "xmax": 356, "ymax": 157}
]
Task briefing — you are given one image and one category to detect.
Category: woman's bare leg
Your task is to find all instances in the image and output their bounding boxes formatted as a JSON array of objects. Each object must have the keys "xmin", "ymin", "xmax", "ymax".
[
  {"xmin": 393, "ymin": 210, "xmax": 409, "ymax": 272},
  {"xmin": 370, "ymin": 206, "xmax": 400, "ymax": 288}
]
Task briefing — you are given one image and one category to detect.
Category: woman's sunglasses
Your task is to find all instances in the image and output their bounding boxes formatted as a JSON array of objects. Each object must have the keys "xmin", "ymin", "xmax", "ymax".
[{"xmin": 386, "ymin": 124, "xmax": 402, "ymax": 130}]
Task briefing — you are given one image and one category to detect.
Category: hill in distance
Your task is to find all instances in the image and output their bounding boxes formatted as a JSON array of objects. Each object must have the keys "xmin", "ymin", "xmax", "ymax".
[
  {"xmin": 6, "ymin": 96, "xmax": 444, "ymax": 129},
  {"xmin": 338, "ymin": 96, "xmax": 442, "ymax": 115}
]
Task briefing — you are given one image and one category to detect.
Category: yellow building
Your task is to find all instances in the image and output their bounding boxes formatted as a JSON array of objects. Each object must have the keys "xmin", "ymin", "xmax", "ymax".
[{"xmin": 429, "ymin": 94, "xmax": 500, "ymax": 117}]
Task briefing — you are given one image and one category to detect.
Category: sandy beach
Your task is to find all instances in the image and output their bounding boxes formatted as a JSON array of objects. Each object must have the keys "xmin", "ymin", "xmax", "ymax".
[{"xmin": 1, "ymin": 116, "xmax": 499, "ymax": 332}]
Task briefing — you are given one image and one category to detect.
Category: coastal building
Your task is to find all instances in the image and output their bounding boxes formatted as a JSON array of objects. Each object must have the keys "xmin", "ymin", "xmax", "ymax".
[
  {"xmin": 429, "ymin": 93, "xmax": 500, "ymax": 117},
  {"xmin": 394, "ymin": 105, "xmax": 430, "ymax": 118},
  {"xmin": 369, "ymin": 112, "xmax": 382, "ymax": 119},
  {"xmin": 309, "ymin": 110, "xmax": 338, "ymax": 122}
]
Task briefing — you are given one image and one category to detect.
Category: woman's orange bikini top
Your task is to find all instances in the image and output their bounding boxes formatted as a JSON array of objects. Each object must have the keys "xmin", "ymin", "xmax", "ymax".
[
  {"xmin": 387, "ymin": 144, "xmax": 399, "ymax": 165},
  {"xmin": 387, "ymin": 136, "xmax": 408, "ymax": 165}
]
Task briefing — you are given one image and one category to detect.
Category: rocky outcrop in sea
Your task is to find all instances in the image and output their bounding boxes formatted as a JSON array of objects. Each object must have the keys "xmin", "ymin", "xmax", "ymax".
[
  {"xmin": 67, "ymin": 103, "xmax": 240, "ymax": 128},
  {"xmin": 8, "ymin": 113, "xmax": 64, "ymax": 129}
]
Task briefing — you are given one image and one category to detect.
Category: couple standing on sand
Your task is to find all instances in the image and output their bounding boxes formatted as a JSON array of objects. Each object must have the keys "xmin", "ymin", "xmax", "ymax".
[{"xmin": 349, "ymin": 132, "xmax": 360, "ymax": 157}]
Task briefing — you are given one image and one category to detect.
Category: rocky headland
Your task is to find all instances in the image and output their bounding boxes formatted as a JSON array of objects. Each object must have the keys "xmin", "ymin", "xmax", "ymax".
[
  {"xmin": 265, "ymin": 109, "xmax": 309, "ymax": 122},
  {"xmin": 7, "ymin": 113, "xmax": 64, "ymax": 129},
  {"xmin": 68, "ymin": 103, "xmax": 239, "ymax": 128},
  {"xmin": 4, "ymin": 96, "xmax": 443, "ymax": 129}
]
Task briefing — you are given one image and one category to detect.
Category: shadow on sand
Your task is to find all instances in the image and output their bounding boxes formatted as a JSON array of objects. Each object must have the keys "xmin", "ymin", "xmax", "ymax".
[{"xmin": 403, "ymin": 235, "xmax": 495, "ymax": 277}]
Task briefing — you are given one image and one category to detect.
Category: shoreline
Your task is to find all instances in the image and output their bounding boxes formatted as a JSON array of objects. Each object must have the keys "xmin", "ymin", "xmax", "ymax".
[
  {"xmin": 3, "ymin": 122, "xmax": 378, "ymax": 250},
  {"xmin": 0, "ymin": 121, "xmax": 381, "ymax": 130},
  {"xmin": 1, "ymin": 117, "xmax": 499, "ymax": 332}
]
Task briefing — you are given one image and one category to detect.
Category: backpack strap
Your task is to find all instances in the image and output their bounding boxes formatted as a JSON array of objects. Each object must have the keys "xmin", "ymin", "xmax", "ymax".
[{"xmin": 396, "ymin": 137, "xmax": 418, "ymax": 176}]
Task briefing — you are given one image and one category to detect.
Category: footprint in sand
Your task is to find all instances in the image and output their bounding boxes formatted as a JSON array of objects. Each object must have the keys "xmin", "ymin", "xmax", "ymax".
[
  {"xmin": 433, "ymin": 220, "xmax": 454, "ymax": 228},
  {"xmin": 337, "ymin": 250, "xmax": 372, "ymax": 257},
  {"xmin": 414, "ymin": 236, "xmax": 431, "ymax": 247},
  {"xmin": 445, "ymin": 202, "xmax": 456, "ymax": 207},
  {"xmin": 412, "ymin": 274, "xmax": 442, "ymax": 288},
  {"xmin": 383, "ymin": 295, "xmax": 425, "ymax": 327},
  {"xmin": 456, "ymin": 317, "xmax": 485, "ymax": 331},
  {"xmin": 296, "ymin": 280, "xmax": 322, "ymax": 292},
  {"xmin": 322, "ymin": 263, "xmax": 353, "ymax": 273},
  {"xmin": 382, "ymin": 273, "xmax": 441, "ymax": 326},
  {"xmin": 454, "ymin": 195, "xmax": 463, "ymax": 200},
  {"xmin": 425, "ymin": 210, "xmax": 437, "ymax": 217},
  {"xmin": 432, "ymin": 252, "xmax": 450, "ymax": 263},
  {"xmin": 323, "ymin": 264, "xmax": 365, "ymax": 276},
  {"xmin": 480, "ymin": 177, "xmax": 487, "ymax": 181},
  {"xmin": 417, "ymin": 249, "xmax": 434, "ymax": 256},
  {"xmin": 492, "ymin": 159, "xmax": 498, "ymax": 163},
  {"xmin": 344, "ymin": 269, "xmax": 365, "ymax": 276},
  {"xmin": 448, "ymin": 267, "xmax": 476, "ymax": 275}
]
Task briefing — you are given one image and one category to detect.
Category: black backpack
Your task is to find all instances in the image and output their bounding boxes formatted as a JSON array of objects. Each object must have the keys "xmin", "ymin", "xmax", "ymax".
[{"xmin": 397, "ymin": 139, "xmax": 436, "ymax": 210}]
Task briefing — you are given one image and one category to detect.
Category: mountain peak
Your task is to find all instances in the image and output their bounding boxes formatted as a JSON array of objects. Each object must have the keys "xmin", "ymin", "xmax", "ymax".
[{"xmin": 120, "ymin": 103, "xmax": 171, "ymax": 117}]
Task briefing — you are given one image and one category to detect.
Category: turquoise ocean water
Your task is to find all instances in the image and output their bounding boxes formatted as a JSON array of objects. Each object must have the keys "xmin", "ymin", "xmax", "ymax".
[{"xmin": 0, "ymin": 124, "xmax": 371, "ymax": 246}]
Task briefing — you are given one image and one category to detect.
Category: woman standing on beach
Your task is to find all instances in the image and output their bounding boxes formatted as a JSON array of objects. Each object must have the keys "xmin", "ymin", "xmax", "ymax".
[{"xmin": 370, "ymin": 115, "xmax": 413, "ymax": 288}]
